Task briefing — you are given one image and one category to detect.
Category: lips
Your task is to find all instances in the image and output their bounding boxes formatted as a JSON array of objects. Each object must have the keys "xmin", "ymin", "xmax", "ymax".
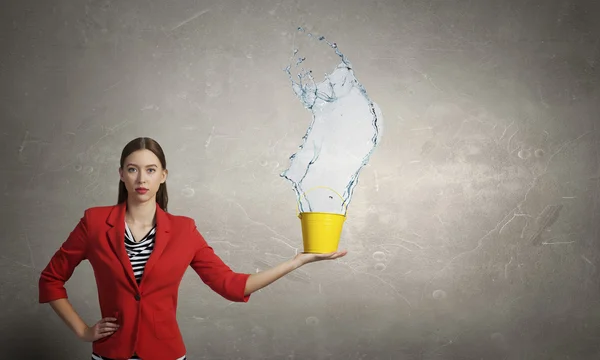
[{"xmin": 135, "ymin": 188, "xmax": 148, "ymax": 194}]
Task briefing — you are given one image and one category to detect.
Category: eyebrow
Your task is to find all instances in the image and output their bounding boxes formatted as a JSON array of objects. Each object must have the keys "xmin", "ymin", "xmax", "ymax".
[{"xmin": 126, "ymin": 163, "xmax": 158, "ymax": 168}]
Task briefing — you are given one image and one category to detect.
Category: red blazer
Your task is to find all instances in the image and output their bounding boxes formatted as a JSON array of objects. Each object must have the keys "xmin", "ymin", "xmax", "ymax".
[{"xmin": 39, "ymin": 202, "xmax": 251, "ymax": 360}]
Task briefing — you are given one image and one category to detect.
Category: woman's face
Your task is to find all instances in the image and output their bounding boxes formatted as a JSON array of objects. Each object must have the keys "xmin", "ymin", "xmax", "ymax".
[{"xmin": 119, "ymin": 149, "xmax": 167, "ymax": 204}]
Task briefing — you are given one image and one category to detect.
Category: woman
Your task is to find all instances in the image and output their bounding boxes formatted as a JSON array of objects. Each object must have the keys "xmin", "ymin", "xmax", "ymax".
[{"xmin": 38, "ymin": 137, "xmax": 347, "ymax": 360}]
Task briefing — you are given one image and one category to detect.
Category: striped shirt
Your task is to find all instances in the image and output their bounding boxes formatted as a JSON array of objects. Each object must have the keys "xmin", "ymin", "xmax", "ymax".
[
  {"xmin": 124, "ymin": 222, "xmax": 156, "ymax": 284},
  {"xmin": 92, "ymin": 222, "xmax": 186, "ymax": 360}
]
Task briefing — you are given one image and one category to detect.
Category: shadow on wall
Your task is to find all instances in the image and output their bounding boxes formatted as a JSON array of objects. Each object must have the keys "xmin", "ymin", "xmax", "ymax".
[
  {"xmin": 0, "ymin": 306, "xmax": 89, "ymax": 359},
  {"xmin": 379, "ymin": 302, "xmax": 600, "ymax": 360}
]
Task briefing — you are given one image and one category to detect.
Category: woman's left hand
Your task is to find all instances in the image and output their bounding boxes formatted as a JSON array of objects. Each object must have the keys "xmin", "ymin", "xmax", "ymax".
[{"xmin": 294, "ymin": 249, "xmax": 348, "ymax": 266}]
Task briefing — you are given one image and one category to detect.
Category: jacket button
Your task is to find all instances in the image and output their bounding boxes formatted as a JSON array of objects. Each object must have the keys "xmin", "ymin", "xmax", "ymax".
[{"xmin": 134, "ymin": 294, "xmax": 141, "ymax": 301}]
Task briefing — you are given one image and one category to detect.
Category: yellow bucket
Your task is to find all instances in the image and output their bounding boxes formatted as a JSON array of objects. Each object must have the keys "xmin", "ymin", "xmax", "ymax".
[{"xmin": 297, "ymin": 186, "xmax": 347, "ymax": 254}]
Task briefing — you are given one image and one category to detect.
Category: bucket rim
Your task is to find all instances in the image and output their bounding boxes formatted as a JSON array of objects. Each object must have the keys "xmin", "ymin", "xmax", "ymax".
[{"xmin": 298, "ymin": 211, "xmax": 346, "ymax": 217}]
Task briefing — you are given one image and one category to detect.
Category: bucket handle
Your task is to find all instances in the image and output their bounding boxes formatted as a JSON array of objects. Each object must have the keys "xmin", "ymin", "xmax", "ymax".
[{"xmin": 296, "ymin": 186, "xmax": 348, "ymax": 217}]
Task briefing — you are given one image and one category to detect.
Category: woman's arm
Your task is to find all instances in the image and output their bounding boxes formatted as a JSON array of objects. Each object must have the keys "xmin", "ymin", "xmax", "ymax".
[
  {"xmin": 39, "ymin": 213, "xmax": 88, "ymax": 339},
  {"xmin": 244, "ymin": 250, "xmax": 347, "ymax": 296},
  {"xmin": 39, "ymin": 212, "xmax": 89, "ymax": 302},
  {"xmin": 49, "ymin": 298, "xmax": 88, "ymax": 339},
  {"xmin": 244, "ymin": 258, "xmax": 301, "ymax": 295},
  {"xmin": 189, "ymin": 219, "xmax": 347, "ymax": 301},
  {"xmin": 39, "ymin": 211, "xmax": 119, "ymax": 342},
  {"xmin": 49, "ymin": 298, "xmax": 119, "ymax": 342}
]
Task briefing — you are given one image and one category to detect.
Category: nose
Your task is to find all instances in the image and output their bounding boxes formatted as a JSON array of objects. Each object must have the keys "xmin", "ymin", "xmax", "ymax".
[{"xmin": 137, "ymin": 172, "xmax": 147, "ymax": 185}]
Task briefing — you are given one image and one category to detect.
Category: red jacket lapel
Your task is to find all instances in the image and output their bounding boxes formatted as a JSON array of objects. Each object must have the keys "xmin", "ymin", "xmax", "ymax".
[
  {"xmin": 140, "ymin": 204, "xmax": 171, "ymax": 286},
  {"xmin": 106, "ymin": 202, "xmax": 139, "ymax": 290}
]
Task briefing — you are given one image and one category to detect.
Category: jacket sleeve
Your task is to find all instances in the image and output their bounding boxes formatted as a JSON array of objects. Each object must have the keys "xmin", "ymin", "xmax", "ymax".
[
  {"xmin": 38, "ymin": 209, "xmax": 89, "ymax": 303},
  {"xmin": 189, "ymin": 220, "xmax": 250, "ymax": 303}
]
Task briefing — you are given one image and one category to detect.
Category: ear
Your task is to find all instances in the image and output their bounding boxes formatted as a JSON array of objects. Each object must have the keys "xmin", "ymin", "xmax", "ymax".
[
  {"xmin": 161, "ymin": 169, "xmax": 168, "ymax": 184},
  {"xmin": 118, "ymin": 167, "xmax": 124, "ymax": 181}
]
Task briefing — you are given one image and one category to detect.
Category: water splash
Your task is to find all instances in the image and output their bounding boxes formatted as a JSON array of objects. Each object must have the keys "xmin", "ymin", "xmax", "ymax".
[{"xmin": 281, "ymin": 28, "xmax": 383, "ymax": 215}]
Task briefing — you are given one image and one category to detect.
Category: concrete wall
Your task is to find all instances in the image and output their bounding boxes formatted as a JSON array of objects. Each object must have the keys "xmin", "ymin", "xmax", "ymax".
[{"xmin": 1, "ymin": 0, "xmax": 599, "ymax": 358}]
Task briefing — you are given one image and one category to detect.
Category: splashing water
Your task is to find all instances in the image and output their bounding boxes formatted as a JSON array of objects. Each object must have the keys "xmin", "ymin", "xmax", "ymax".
[{"xmin": 281, "ymin": 28, "xmax": 383, "ymax": 215}]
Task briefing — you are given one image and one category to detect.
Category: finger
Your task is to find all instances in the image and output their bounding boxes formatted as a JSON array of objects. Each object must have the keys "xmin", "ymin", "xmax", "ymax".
[
  {"xmin": 320, "ymin": 252, "xmax": 345, "ymax": 260},
  {"xmin": 101, "ymin": 317, "xmax": 118, "ymax": 323},
  {"xmin": 98, "ymin": 330, "xmax": 116, "ymax": 339},
  {"xmin": 98, "ymin": 325, "xmax": 118, "ymax": 333},
  {"xmin": 102, "ymin": 322, "xmax": 120, "ymax": 330},
  {"xmin": 318, "ymin": 252, "xmax": 339, "ymax": 258},
  {"xmin": 99, "ymin": 324, "xmax": 119, "ymax": 333},
  {"xmin": 310, "ymin": 252, "xmax": 332, "ymax": 258}
]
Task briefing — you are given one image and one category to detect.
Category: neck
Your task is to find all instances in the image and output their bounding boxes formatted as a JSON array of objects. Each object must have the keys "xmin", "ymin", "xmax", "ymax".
[{"xmin": 125, "ymin": 199, "xmax": 157, "ymax": 226}]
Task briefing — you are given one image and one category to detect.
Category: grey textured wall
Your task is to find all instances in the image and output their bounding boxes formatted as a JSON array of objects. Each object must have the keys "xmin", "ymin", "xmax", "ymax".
[{"xmin": 1, "ymin": 0, "xmax": 599, "ymax": 359}]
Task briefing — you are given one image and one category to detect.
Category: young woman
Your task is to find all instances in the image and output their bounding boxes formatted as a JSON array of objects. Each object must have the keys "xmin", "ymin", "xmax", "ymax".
[{"xmin": 38, "ymin": 137, "xmax": 347, "ymax": 360}]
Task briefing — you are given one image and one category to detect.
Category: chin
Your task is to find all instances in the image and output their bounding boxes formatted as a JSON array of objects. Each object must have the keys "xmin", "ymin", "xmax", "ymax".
[{"xmin": 129, "ymin": 193, "xmax": 155, "ymax": 202}]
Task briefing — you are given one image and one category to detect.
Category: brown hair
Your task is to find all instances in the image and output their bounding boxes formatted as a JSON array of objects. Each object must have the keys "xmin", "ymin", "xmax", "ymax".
[{"xmin": 117, "ymin": 137, "xmax": 169, "ymax": 212}]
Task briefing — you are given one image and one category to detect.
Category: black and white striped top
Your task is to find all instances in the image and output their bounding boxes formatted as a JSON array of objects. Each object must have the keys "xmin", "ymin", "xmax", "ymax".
[
  {"xmin": 91, "ymin": 222, "xmax": 186, "ymax": 360},
  {"xmin": 124, "ymin": 222, "xmax": 156, "ymax": 284}
]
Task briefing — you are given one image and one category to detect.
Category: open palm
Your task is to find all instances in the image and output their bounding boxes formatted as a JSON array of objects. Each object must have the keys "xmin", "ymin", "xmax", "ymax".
[{"xmin": 294, "ymin": 249, "xmax": 347, "ymax": 266}]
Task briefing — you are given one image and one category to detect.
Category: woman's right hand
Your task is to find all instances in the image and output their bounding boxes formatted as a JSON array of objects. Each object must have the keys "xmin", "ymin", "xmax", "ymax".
[{"xmin": 79, "ymin": 317, "xmax": 119, "ymax": 342}]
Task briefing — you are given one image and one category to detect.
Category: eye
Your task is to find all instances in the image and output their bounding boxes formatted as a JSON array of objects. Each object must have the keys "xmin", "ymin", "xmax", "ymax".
[
  {"xmin": 147, "ymin": 168, "xmax": 156, "ymax": 173},
  {"xmin": 127, "ymin": 167, "xmax": 137, "ymax": 173}
]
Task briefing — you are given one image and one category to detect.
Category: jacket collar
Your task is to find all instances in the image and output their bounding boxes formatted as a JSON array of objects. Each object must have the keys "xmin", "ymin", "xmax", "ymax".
[
  {"xmin": 106, "ymin": 201, "xmax": 171, "ymax": 290},
  {"xmin": 106, "ymin": 201, "xmax": 171, "ymax": 231}
]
